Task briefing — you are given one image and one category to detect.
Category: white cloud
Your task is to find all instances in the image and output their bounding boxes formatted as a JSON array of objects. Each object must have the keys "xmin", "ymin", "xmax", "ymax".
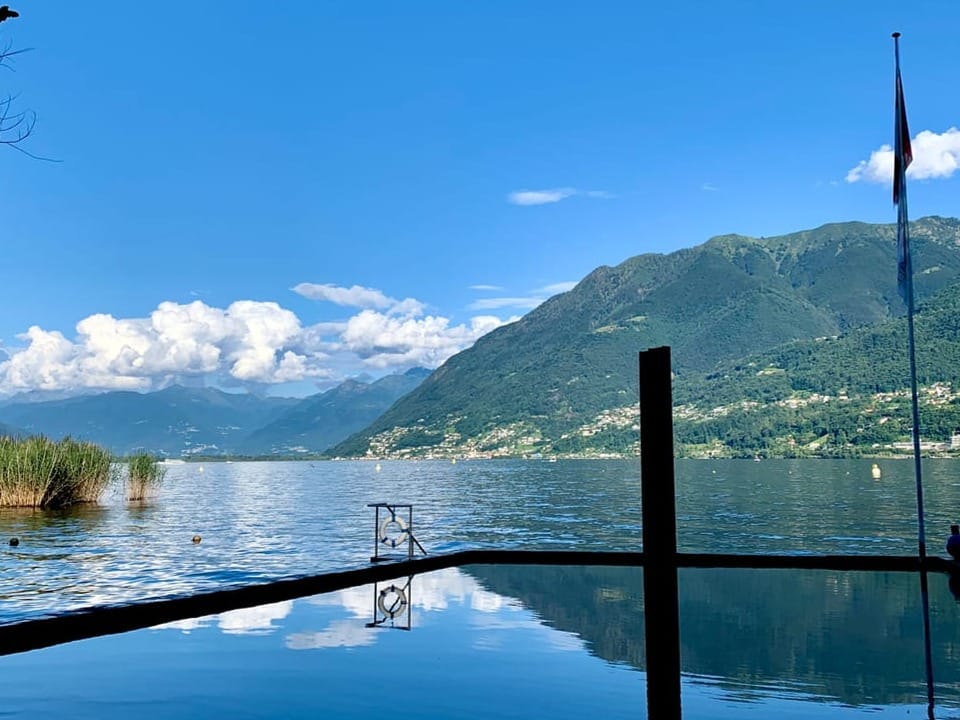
[
  {"xmin": 469, "ymin": 284, "xmax": 504, "ymax": 292},
  {"xmin": 338, "ymin": 311, "xmax": 503, "ymax": 369},
  {"xmin": 0, "ymin": 289, "xmax": 510, "ymax": 395},
  {"xmin": 701, "ymin": 182, "xmax": 718, "ymax": 192},
  {"xmin": 846, "ymin": 127, "xmax": 960, "ymax": 184},
  {"xmin": 291, "ymin": 283, "xmax": 425, "ymax": 317},
  {"xmin": 535, "ymin": 281, "xmax": 577, "ymax": 294},
  {"xmin": 291, "ymin": 283, "xmax": 392, "ymax": 309},
  {"xmin": 507, "ymin": 188, "xmax": 615, "ymax": 205},
  {"xmin": 507, "ymin": 188, "xmax": 577, "ymax": 206},
  {"xmin": 467, "ymin": 281, "xmax": 577, "ymax": 311}
]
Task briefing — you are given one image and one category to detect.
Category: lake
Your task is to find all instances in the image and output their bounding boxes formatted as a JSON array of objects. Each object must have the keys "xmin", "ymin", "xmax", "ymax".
[{"xmin": 1, "ymin": 458, "xmax": 959, "ymax": 717}]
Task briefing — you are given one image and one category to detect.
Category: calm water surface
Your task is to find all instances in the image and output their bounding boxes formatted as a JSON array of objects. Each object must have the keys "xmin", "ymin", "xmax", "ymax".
[
  {"xmin": 2, "ymin": 458, "xmax": 957, "ymax": 618},
  {"xmin": 2, "ymin": 458, "xmax": 960, "ymax": 718},
  {"xmin": 1, "ymin": 565, "xmax": 958, "ymax": 718}
]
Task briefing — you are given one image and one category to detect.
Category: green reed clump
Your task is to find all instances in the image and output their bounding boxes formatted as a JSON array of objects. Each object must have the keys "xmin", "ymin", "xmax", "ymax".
[
  {"xmin": 0, "ymin": 435, "xmax": 114, "ymax": 508},
  {"xmin": 127, "ymin": 452, "xmax": 166, "ymax": 501}
]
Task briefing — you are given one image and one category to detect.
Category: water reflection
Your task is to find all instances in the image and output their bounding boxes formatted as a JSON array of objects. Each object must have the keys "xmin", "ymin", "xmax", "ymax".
[
  {"xmin": 144, "ymin": 563, "xmax": 960, "ymax": 713},
  {"xmin": 465, "ymin": 564, "xmax": 960, "ymax": 709},
  {"xmin": 0, "ymin": 569, "xmax": 648, "ymax": 720},
  {"xmin": 3, "ymin": 458, "xmax": 960, "ymax": 624},
  {"xmin": 155, "ymin": 568, "xmax": 522, "ymax": 647}
]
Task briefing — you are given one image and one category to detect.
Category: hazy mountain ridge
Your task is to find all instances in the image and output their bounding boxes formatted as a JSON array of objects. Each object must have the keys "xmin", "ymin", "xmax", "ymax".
[
  {"xmin": 330, "ymin": 216, "xmax": 960, "ymax": 459},
  {"xmin": 242, "ymin": 367, "xmax": 432, "ymax": 455},
  {"xmin": 0, "ymin": 370, "xmax": 429, "ymax": 456}
]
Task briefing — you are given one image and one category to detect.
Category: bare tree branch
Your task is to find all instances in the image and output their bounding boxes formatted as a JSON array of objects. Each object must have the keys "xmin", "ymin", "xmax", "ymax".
[
  {"xmin": 0, "ymin": 92, "xmax": 33, "ymax": 141},
  {"xmin": 1, "ymin": 22, "xmax": 57, "ymax": 161}
]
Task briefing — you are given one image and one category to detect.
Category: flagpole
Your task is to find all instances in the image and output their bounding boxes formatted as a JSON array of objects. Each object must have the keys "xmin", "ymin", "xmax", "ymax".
[{"xmin": 893, "ymin": 31, "xmax": 935, "ymax": 720}]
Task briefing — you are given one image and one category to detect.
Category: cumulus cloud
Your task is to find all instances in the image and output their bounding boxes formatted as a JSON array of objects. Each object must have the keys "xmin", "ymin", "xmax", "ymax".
[
  {"xmin": 467, "ymin": 280, "xmax": 577, "ymax": 312},
  {"xmin": 338, "ymin": 311, "xmax": 504, "ymax": 369},
  {"xmin": 846, "ymin": 127, "xmax": 960, "ymax": 184},
  {"xmin": 0, "ymin": 301, "xmax": 318, "ymax": 394},
  {"xmin": 0, "ymin": 289, "xmax": 509, "ymax": 396}
]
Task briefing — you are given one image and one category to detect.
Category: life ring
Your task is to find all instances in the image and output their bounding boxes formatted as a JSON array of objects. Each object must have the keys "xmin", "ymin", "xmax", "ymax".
[
  {"xmin": 377, "ymin": 584, "xmax": 408, "ymax": 618},
  {"xmin": 379, "ymin": 513, "xmax": 409, "ymax": 548}
]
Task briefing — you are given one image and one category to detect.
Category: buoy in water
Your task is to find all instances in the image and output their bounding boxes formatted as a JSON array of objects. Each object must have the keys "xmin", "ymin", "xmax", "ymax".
[
  {"xmin": 192, "ymin": 535, "xmax": 202, "ymax": 544},
  {"xmin": 871, "ymin": 464, "xmax": 882, "ymax": 479},
  {"xmin": 8, "ymin": 537, "xmax": 19, "ymax": 547},
  {"xmin": 375, "ymin": 463, "xmax": 381, "ymax": 472}
]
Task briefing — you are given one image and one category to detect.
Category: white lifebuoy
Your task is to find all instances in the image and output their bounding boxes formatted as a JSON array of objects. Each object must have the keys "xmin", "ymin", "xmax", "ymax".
[
  {"xmin": 378, "ymin": 584, "xmax": 408, "ymax": 618},
  {"xmin": 378, "ymin": 513, "xmax": 409, "ymax": 548}
]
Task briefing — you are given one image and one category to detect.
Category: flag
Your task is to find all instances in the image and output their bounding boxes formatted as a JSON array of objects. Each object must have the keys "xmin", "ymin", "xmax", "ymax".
[{"xmin": 894, "ymin": 48, "xmax": 913, "ymax": 303}]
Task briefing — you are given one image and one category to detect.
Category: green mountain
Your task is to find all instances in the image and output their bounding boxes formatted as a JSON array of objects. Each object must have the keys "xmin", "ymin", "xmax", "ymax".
[
  {"xmin": 242, "ymin": 367, "xmax": 431, "ymax": 455},
  {"xmin": 330, "ymin": 217, "xmax": 960, "ymax": 458},
  {"xmin": 669, "ymin": 281, "xmax": 960, "ymax": 457}
]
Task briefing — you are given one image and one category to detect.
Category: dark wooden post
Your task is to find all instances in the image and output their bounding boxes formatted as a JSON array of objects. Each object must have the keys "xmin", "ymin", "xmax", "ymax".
[{"xmin": 639, "ymin": 346, "xmax": 681, "ymax": 719}]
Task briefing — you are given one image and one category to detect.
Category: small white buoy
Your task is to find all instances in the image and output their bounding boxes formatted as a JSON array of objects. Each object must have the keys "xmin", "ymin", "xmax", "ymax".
[
  {"xmin": 451, "ymin": 458, "xmax": 457, "ymax": 465},
  {"xmin": 375, "ymin": 463, "xmax": 381, "ymax": 472},
  {"xmin": 871, "ymin": 464, "xmax": 881, "ymax": 480},
  {"xmin": 198, "ymin": 466, "xmax": 204, "ymax": 473}
]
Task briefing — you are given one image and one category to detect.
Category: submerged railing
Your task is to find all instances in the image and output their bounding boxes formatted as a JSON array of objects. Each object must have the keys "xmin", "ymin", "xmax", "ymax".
[{"xmin": 1, "ymin": 347, "xmax": 953, "ymax": 718}]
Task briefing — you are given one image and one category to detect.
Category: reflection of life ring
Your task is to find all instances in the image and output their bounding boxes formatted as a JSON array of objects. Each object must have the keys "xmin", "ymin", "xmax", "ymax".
[
  {"xmin": 378, "ymin": 584, "xmax": 408, "ymax": 618},
  {"xmin": 379, "ymin": 514, "xmax": 409, "ymax": 548}
]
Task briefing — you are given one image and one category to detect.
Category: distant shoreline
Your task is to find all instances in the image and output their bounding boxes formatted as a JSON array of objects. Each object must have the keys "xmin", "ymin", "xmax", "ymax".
[{"xmin": 165, "ymin": 450, "xmax": 960, "ymax": 462}]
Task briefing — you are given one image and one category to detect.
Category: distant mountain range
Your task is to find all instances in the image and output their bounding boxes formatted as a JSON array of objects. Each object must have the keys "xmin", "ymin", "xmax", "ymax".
[
  {"xmin": 242, "ymin": 368, "xmax": 431, "ymax": 455},
  {"xmin": 330, "ymin": 216, "xmax": 960, "ymax": 459},
  {"xmin": 6, "ymin": 217, "xmax": 960, "ymax": 460},
  {"xmin": 0, "ymin": 369, "xmax": 429, "ymax": 456}
]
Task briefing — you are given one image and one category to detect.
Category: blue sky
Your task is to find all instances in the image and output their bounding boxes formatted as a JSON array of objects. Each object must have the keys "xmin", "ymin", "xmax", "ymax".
[{"xmin": 1, "ymin": 1, "xmax": 958, "ymax": 397}]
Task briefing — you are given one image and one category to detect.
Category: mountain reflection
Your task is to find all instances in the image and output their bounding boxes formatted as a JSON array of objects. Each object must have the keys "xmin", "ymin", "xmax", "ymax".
[
  {"xmin": 464, "ymin": 564, "xmax": 960, "ymax": 707},
  {"xmin": 153, "ymin": 563, "xmax": 960, "ymax": 708}
]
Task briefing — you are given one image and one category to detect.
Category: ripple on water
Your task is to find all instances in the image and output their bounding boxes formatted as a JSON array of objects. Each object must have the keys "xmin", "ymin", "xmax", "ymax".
[{"xmin": 0, "ymin": 458, "xmax": 955, "ymax": 623}]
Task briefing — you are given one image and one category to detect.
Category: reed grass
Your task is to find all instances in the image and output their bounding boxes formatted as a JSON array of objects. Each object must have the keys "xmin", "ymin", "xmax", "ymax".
[
  {"xmin": 127, "ymin": 452, "xmax": 166, "ymax": 501},
  {"xmin": 0, "ymin": 436, "xmax": 114, "ymax": 508}
]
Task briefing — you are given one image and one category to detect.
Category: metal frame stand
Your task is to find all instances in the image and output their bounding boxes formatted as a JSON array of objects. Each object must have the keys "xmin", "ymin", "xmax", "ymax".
[
  {"xmin": 365, "ymin": 575, "xmax": 413, "ymax": 630},
  {"xmin": 368, "ymin": 502, "xmax": 427, "ymax": 563}
]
